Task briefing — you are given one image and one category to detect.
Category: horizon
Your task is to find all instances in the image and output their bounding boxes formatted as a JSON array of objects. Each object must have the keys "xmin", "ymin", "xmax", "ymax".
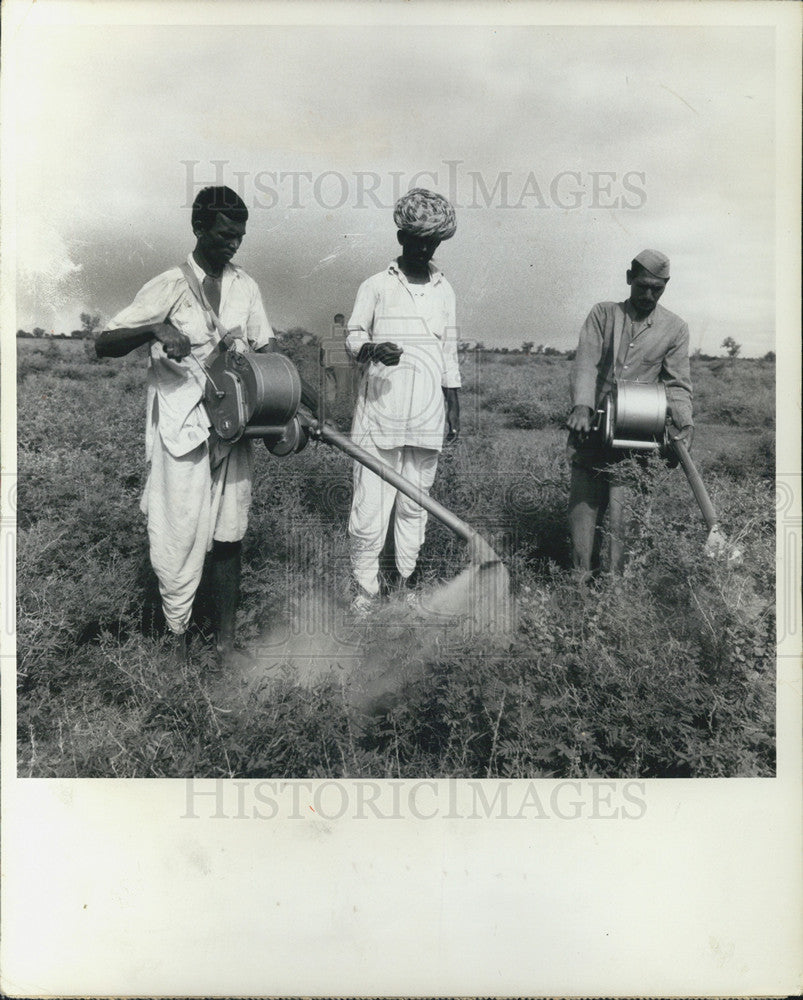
[{"xmin": 15, "ymin": 325, "xmax": 774, "ymax": 361}]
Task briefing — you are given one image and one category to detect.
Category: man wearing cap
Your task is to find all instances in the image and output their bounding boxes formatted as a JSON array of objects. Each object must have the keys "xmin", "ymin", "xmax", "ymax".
[
  {"xmin": 345, "ymin": 188, "xmax": 461, "ymax": 612},
  {"xmin": 96, "ymin": 185, "xmax": 275, "ymax": 665},
  {"xmin": 566, "ymin": 250, "xmax": 693, "ymax": 578}
]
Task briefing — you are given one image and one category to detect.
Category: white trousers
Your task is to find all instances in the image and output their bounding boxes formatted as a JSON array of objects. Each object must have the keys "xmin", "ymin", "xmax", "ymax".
[
  {"xmin": 140, "ymin": 433, "xmax": 253, "ymax": 634},
  {"xmin": 348, "ymin": 442, "xmax": 439, "ymax": 596}
]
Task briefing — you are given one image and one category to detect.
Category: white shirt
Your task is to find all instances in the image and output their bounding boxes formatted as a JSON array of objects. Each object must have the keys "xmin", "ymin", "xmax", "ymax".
[
  {"xmin": 104, "ymin": 254, "xmax": 274, "ymax": 458},
  {"xmin": 346, "ymin": 260, "xmax": 461, "ymax": 451}
]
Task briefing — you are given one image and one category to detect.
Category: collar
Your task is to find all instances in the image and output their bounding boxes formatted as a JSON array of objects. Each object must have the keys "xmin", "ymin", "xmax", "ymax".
[
  {"xmin": 623, "ymin": 299, "xmax": 655, "ymax": 329},
  {"xmin": 187, "ymin": 252, "xmax": 236, "ymax": 283},
  {"xmin": 388, "ymin": 259, "xmax": 443, "ymax": 286}
]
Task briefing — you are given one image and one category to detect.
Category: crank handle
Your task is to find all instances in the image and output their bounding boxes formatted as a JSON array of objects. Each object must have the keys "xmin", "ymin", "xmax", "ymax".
[{"xmin": 189, "ymin": 354, "xmax": 225, "ymax": 399}]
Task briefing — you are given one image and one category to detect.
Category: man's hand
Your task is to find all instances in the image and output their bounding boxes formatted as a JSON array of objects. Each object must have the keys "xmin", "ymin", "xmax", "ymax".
[
  {"xmin": 566, "ymin": 404, "xmax": 595, "ymax": 435},
  {"xmin": 153, "ymin": 322, "xmax": 192, "ymax": 361},
  {"xmin": 444, "ymin": 387, "xmax": 460, "ymax": 443},
  {"xmin": 357, "ymin": 341, "xmax": 403, "ymax": 366},
  {"xmin": 663, "ymin": 422, "xmax": 694, "ymax": 467},
  {"xmin": 667, "ymin": 423, "xmax": 694, "ymax": 450}
]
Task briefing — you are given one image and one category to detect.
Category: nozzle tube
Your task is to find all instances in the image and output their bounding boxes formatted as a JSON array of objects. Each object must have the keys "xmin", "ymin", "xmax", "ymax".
[
  {"xmin": 316, "ymin": 423, "xmax": 501, "ymax": 565},
  {"xmin": 672, "ymin": 439, "xmax": 718, "ymax": 530}
]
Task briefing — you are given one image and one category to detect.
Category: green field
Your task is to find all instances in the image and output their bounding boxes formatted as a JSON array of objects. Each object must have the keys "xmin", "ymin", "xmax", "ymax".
[{"xmin": 16, "ymin": 338, "xmax": 776, "ymax": 778}]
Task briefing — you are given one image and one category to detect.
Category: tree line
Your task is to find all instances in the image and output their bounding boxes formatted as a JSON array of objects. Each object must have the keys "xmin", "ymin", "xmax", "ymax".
[
  {"xmin": 17, "ymin": 313, "xmax": 101, "ymax": 340},
  {"xmin": 16, "ymin": 314, "xmax": 773, "ymax": 362}
]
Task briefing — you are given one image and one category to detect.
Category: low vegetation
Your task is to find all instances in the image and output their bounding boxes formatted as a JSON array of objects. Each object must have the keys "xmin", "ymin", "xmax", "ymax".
[{"xmin": 16, "ymin": 339, "xmax": 776, "ymax": 777}]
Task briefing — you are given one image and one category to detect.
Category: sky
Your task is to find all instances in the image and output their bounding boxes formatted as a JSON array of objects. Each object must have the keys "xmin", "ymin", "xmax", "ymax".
[{"xmin": 11, "ymin": 17, "xmax": 779, "ymax": 354}]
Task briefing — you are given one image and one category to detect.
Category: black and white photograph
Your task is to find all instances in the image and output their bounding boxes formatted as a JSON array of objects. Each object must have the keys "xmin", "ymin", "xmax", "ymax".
[{"xmin": 1, "ymin": 0, "xmax": 800, "ymax": 996}]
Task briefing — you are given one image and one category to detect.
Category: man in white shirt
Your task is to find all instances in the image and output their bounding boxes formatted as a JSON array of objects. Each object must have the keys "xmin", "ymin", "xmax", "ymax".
[
  {"xmin": 96, "ymin": 186, "xmax": 275, "ymax": 665},
  {"xmin": 345, "ymin": 188, "xmax": 461, "ymax": 612}
]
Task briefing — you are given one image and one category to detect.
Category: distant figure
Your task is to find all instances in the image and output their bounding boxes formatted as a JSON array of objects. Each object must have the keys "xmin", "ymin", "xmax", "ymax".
[
  {"xmin": 319, "ymin": 312, "xmax": 359, "ymax": 424},
  {"xmin": 345, "ymin": 188, "xmax": 461, "ymax": 615},
  {"xmin": 96, "ymin": 185, "xmax": 275, "ymax": 666},
  {"xmin": 566, "ymin": 249, "xmax": 693, "ymax": 578}
]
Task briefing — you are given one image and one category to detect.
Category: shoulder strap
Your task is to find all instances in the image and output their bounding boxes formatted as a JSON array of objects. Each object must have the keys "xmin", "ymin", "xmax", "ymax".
[{"xmin": 179, "ymin": 261, "xmax": 229, "ymax": 340}]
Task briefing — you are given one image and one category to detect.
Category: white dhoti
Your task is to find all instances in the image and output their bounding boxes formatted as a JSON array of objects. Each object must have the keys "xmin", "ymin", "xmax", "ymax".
[
  {"xmin": 348, "ymin": 440, "xmax": 439, "ymax": 596},
  {"xmin": 102, "ymin": 255, "xmax": 276, "ymax": 637},
  {"xmin": 140, "ymin": 432, "xmax": 254, "ymax": 634}
]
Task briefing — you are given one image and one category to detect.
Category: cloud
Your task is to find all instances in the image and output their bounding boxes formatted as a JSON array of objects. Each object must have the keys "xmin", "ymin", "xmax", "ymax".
[
  {"xmin": 16, "ymin": 217, "xmax": 85, "ymax": 329},
  {"xmin": 9, "ymin": 22, "xmax": 779, "ymax": 353}
]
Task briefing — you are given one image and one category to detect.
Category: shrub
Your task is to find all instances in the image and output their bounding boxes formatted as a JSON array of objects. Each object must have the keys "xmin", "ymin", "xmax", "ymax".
[
  {"xmin": 691, "ymin": 358, "xmax": 774, "ymax": 428},
  {"xmin": 476, "ymin": 355, "xmax": 569, "ymax": 429}
]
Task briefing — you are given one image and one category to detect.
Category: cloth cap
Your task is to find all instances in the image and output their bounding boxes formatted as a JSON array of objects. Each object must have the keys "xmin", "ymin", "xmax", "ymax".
[
  {"xmin": 393, "ymin": 188, "xmax": 457, "ymax": 241},
  {"xmin": 633, "ymin": 249, "xmax": 670, "ymax": 279}
]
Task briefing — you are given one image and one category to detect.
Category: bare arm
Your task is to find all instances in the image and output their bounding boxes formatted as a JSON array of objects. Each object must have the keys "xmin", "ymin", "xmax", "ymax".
[
  {"xmin": 443, "ymin": 386, "xmax": 460, "ymax": 442},
  {"xmin": 95, "ymin": 322, "xmax": 191, "ymax": 360}
]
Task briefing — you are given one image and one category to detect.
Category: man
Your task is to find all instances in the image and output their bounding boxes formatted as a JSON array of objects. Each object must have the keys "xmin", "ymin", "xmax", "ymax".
[
  {"xmin": 96, "ymin": 185, "xmax": 274, "ymax": 665},
  {"xmin": 566, "ymin": 249, "xmax": 693, "ymax": 578},
  {"xmin": 345, "ymin": 188, "xmax": 461, "ymax": 613},
  {"xmin": 319, "ymin": 312, "xmax": 360, "ymax": 426}
]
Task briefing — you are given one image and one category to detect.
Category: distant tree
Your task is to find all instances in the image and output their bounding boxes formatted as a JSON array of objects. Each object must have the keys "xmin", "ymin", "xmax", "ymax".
[
  {"xmin": 474, "ymin": 341, "xmax": 485, "ymax": 352},
  {"xmin": 564, "ymin": 349, "xmax": 576, "ymax": 361},
  {"xmin": 17, "ymin": 328, "xmax": 33, "ymax": 338},
  {"xmin": 278, "ymin": 326, "xmax": 321, "ymax": 348},
  {"xmin": 763, "ymin": 350, "xmax": 775, "ymax": 362},
  {"xmin": 721, "ymin": 336, "xmax": 741, "ymax": 358},
  {"xmin": 534, "ymin": 344, "xmax": 545, "ymax": 355},
  {"xmin": 543, "ymin": 346, "xmax": 561, "ymax": 357},
  {"xmin": 32, "ymin": 327, "xmax": 46, "ymax": 338},
  {"xmin": 80, "ymin": 312, "xmax": 102, "ymax": 337},
  {"xmin": 521, "ymin": 341, "xmax": 534, "ymax": 354}
]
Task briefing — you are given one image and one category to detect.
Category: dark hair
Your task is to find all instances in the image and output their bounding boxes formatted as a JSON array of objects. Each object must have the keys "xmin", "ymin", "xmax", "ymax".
[
  {"xmin": 192, "ymin": 186, "xmax": 248, "ymax": 231},
  {"xmin": 334, "ymin": 313, "xmax": 345, "ymax": 324}
]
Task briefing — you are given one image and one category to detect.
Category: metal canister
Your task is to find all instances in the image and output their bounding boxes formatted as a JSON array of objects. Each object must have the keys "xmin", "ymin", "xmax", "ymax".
[
  {"xmin": 603, "ymin": 382, "xmax": 667, "ymax": 451},
  {"xmin": 239, "ymin": 352, "xmax": 301, "ymax": 427},
  {"xmin": 204, "ymin": 350, "xmax": 302, "ymax": 442}
]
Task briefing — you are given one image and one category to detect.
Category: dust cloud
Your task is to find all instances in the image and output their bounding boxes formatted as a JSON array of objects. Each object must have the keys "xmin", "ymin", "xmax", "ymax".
[{"xmin": 233, "ymin": 560, "xmax": 516, "ymax": 715}]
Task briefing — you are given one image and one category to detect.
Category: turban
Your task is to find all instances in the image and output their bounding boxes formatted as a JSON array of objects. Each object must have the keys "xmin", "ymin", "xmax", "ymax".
[
  {"xmin": 393, "ymin": 188, "xmax": 457, "ymax": 241},
  {"xmin": 633, "ymin": 249, "xmax": 670, "ymax": 280}
]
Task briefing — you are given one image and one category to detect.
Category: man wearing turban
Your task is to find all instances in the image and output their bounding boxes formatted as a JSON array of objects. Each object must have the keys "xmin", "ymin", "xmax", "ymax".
[
  {"xmin": 345, "ymin": 188, "xmax": 461, "ymax": 613},
  {"xmin": 566, "ymin": 249, "xmax": 693, "ymax": 578}
]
